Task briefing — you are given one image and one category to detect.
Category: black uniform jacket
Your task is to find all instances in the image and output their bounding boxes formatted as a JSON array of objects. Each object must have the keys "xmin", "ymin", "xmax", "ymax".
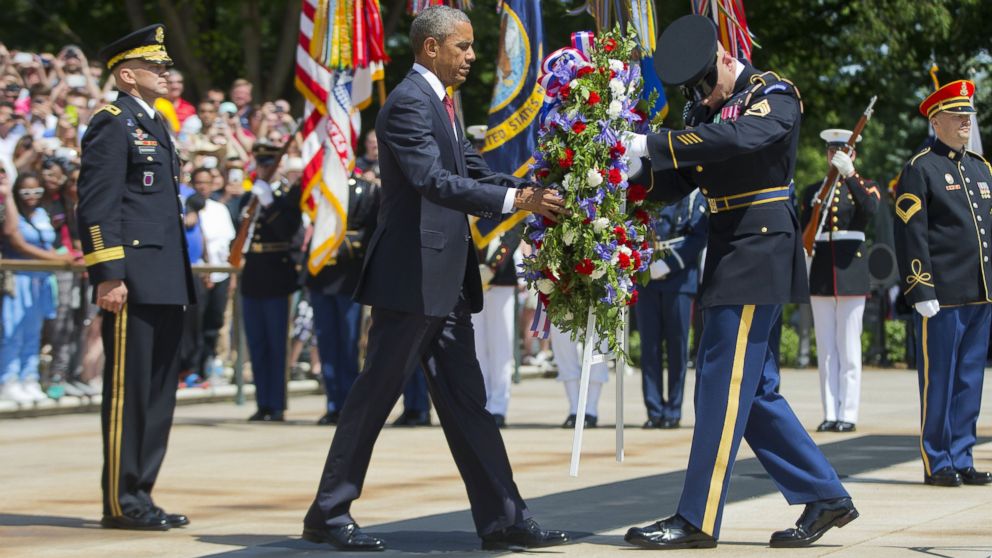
[
  {"xmin": 894, "ymin": 139, "xmax": 992, "ymax": 306},
  {"xmin": 642, "ymin": 63, "xmax": 808, "ymax": 308},
  {"xmin": 800, "ymin": 175, "xmax": 881, "ymax": 296},
  {"xmin": 76, "ymin": 92, "xmax": 194, "ymax": 305},
  {"xmin": 239, "ymin": 181, "xmax": 303, "ymax": 298}
]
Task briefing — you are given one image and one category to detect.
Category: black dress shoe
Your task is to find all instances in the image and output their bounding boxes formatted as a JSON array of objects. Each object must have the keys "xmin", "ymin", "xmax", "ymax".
[
  {"xmin": 316, "ymin": 411, "xmax": 340, "ymax": 425},
  {"xmin": 481, "ymin": 518, "xmax": 569, "ymax": 550},
  {"xmin": 660, "ymin": 418, "xmax": 680, "ymax": 429},
  {"xmin": 816, "ymin": 420, "xmax": 837, "ymax": 432},
  {"xmin": 958, "ymin": 467, "xmax": 992, "ymax": 485},
  {"xmin": 925, "ymin": 467, "xmax": 963, "ymax": 487},
  {"xmin": 152, "ymin": 506, "xmax": 190, "ymax": 527},
  {"xmin": 248, "ymin": 409, "xmax": 269, "ymax": 422},
  {"xmin": 493, "ymin": 414, "xmax": 506, "ymax": 428},
  {"xmin": 101, "ymin": 511, "xmax": 170, "ymax": 531},
  {"xmin": 584, "ymin": 414, "xmax": 598, "ymax": 428},
  {"xmin": 834, "ymin": 421, "xmax": 856, "ymax": 432},
  {"xmin": 302, "ymin": 522, "xmax": 385, "ymax": 551},
  {"xmin": 624, "ymin": 514, "xmax": 716, "ymax": 549},
  {"xmin": 393, "ymin": 410, "xmax": 430, "ymax": 427},
  {"xmin": 642, "ymin": 417, "xmax": 664, "ymax": 429},
  {"xmin": 769, "ymin": 497, "xmax": 859, "ymax": 548},
  {"xmin": 561, "ymin": 414, "xmax": 577, "ymax": 428}
]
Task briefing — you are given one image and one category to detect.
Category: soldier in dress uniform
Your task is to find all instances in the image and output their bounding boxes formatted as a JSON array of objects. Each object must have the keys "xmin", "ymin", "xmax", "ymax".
[
  {"xmin": 893, "ymin": 79, "xmax": 992, "ymax": 487},
  {"xmin": 76, "ymin": 24, "xmax": 195, "ymax": 531},
  {"xmin": 307, "ymin": 173, "xmax": 380, "ymax": 425},
  {"xmin": 239, "ymin": 141, "xmax": 302, "ymax": 422},
  {"xmin": 800, "ymin": 129, "xmax": 880, "ymax": 433},
  {"xmin": 637, "ymin": 189, "xmax": 707, "ymax": 430},
  {"xmin": 621, "ymin": 15, "xmax": 856, "ymax": 549}
]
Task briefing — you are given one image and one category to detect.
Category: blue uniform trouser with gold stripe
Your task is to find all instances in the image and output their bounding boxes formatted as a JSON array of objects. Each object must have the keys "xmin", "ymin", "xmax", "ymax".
[
  {"xmin": 677, "ymin": 304, "xmax": 848, "ymax": 539},
  {"xmin": 914, "ymin": 304, "xmax": 990, "ymax": 476},
  {"xmin": 101, "ymin": 304, "xmax": 184, "ymax": 518}
]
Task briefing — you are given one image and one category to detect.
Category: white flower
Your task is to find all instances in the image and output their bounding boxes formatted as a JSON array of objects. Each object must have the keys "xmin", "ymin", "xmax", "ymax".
[
  {"xmin": 609, "ymin": 79, "xmax": 626, "ymax": 99},
  {"xmin": 607, "ymin": 100, "xmax": 623, "ymax": 119},
  {"xmin": 627, "ymin": 82, "xmax": 638, "ymax": 96},
  {"xmin": 563, "ymin": 228, "xmax": 577, "ymax": 246},
  {"xmin": 592, "ymin": 217, "xmax": 610, "ymax": 233},
  {"xmin": 609, "ymin": 59, "xmax": 624, "ymax": 72},
  {"xmin": 563, "ymin": 311, "xmax": 574, "ymax": 321},
  {"xmin": 586, "ymin": 169, "xmax": 603, "ymax": 187},
  {"xmin": 537, "ymin": 278, "xmax": 555, "ymax": 295},
  {"xmin": 591, "ymin": 268, "xmax": 606, "ymax": 280},
  {"xmin": 610, "ymin": 252, "xmax": 619, "ymax": 265},
  {"xmin": 619, "ymin": 245, "xmax": 632, "ymax": 257},
  {"xmin": 569, "ymin": 79, "xmax": 578, "ymax": 89},
  {"xmin": 562, "ymin": 172, "xmax": 573, "ymax": 188}
]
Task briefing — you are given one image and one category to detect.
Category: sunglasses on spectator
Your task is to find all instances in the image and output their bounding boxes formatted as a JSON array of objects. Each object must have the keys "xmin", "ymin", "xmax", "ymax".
[{"xmin": 18, "ymin": 187, "xmax": 45, "ymax": 198}]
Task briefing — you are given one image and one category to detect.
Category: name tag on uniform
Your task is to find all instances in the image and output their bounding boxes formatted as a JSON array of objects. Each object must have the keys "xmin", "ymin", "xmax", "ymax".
[
  {"xmin": 138, "ymin": 146, "xmax": 157, "ymax": 154},
  {"xmin": 143, "ymin": 171, "xmax": 154, "ymax": 188}
]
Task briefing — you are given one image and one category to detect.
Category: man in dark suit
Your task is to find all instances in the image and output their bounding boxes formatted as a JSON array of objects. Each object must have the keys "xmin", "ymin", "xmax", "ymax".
[
  {"xmin": 76, "ymin": 24, "xmax": 195, "ymax": 531},
  {"xmin": 302, "ymin": 6, "xmax": 568, "ymax": 552}
]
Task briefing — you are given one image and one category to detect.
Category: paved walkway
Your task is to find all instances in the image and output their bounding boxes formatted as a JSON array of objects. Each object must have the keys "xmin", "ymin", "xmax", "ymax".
[{"xmin": 2, "ymin": 367, "xmax": 990, "ymax": 557}]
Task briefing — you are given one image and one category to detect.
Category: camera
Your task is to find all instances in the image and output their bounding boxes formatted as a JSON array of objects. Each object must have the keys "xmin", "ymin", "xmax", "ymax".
[
  {"xmin": 12, "ymin": 52, "xmax": 33, "ymax": 65},
  {"xmin": 65, "ymin": 74, "xmax": 87, "ymax": 89}
]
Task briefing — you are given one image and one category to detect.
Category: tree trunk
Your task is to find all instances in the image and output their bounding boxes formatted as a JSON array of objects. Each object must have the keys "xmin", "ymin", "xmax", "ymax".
[
  {"xmin": 383, "ymin": 0, "xmax": 408, "ymax": 41},
  {"xmin": 267, "ymin": 0, "xmax": 303, "ymax": 101},
  {"xmin": 123, "ymin": 0, "xmax": 147, "ymax": 29},
  {"xmin": 241, "ymin": 0, "xmax": 262, "ymax": 96},
  {"xmin": 157, "ymin": 0, "xmax": 212, "ymax": 98}
]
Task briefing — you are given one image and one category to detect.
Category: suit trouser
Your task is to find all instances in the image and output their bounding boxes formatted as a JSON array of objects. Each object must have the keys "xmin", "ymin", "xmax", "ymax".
[
  {"xmin": 810, "ymin": 296, "xmax": 865, "ymax": 423},
  {"xmin": 101, "ymin": 304, "xmax": 184, "ymax": 517},
  {"xmin": 677, "ymin": 304, "xmax": 848, "ymax": 539},
  {"xmin": 306, "ymin": 294, "xmax": 529, "ymax": 536},
  {"xmin": 636, "ymin": 288, "xmax": 692, "ymax": 421},
  {"xmin": 914, "ymin": 304, "xmax": 990, "ymax": 475},
  {"xmin": 241, "ymin": 294, "xmax": 291, "ymax": 412},
  {"xmin": 471, "ymin": 285, "xmax": 515, "ymax": 416},
  {"xmin": 310, "ymin": 290, "xmax": 361, "ymax": 413}
]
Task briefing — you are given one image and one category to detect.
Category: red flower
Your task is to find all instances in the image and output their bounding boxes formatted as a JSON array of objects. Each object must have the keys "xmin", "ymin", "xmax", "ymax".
[
  {"xmin": 627, "ymin": 184, "xmax": 648, "ymax": 203},
  {"xmin": 610, "ymin": 69, "xmax": 617, "ymax": 79},
  {"xmin": 534, "ymin": 240, "xmax": 542, "ymax": 249},
  {"xmin": 542, "ymin": 268, "xmax": 558, "ymax": 283},
  {"xmin": 587, "ymin": 91, "xmax": 601, "ymax": 106},
  {"xmin": 614, "ymin": 225, "xmax": 628, "ymax": 244},
  {"xmin": 631, "ymin": 251, "xmax": 642, "ymax": 270},
  {"xmin": 582, "ymin": 218, "xmax": 592, "ymax": 225},
  {"xmin": 535, "ymin": 167, "xmax": 550, "ymax": 180},
  {"xmin": 542, "ymin": 216, "xmax": 557, "ymax": 227},
  {"xmin": 640, "ymin": 240, "xmax": 650, "ymax": 250},
  {"xmin": 610, "ymin": 142, "xmax": 626, "ymax": 159},
  {"xmin": 571, "ymin": 121, "xmax": 586, "ymax": 134},
  {"xmin": 608, "ymin": 168, "xmax": 623, "ymax": 185},
  {"xmin": 618, "ymin": 252, "xmax": 631, "ymax": 269},
  {"xmin": 575, "ymin": 258, "xmax": 595, "ymax": 275},
  {"xmin": 576, "ymin": 66, "xmax": 594, "ymax": 78},
  {"xmin": 603, "ymin": 38, "xmax": 617, "ymax": 52},
  {"xmin": 559, "ymin": 83, "xmax": 571, "ymax": 99},
  {"xmin": 632, "ymin": 108, "xmax": 647, "ymax": 122},
  {"xmin": 627, "ymin": 289, "xmax": 639, "ymax": 306},
  {"xmin": 634, "ymin": 209, "xmax": 651, "ymax": 226},
  {"xmin": 558, "ymin": 147, "xmax": 575, "ymax": 169},
  {"xmin": 538, "ymin": 292, "xmax": 549, "ymax": 305}
]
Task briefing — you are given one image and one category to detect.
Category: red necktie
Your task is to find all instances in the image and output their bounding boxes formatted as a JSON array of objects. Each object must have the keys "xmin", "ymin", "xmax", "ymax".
[{"xmin": 443, "ymin": 95, "xmax": 456, "ymax": 126}]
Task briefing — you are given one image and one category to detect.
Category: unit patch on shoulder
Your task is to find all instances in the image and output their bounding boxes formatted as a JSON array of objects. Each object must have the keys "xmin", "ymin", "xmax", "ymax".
[
  {"xmin": 744, "ymin": 99, "xmax": 771, "ymax": 117},
  {"xmin": 895, "ymin": 193, "xmax": 922, "ymax": 224},
  {"xmin": 94, "ymin": 104, "xmax": 121, "ymax": 117}
]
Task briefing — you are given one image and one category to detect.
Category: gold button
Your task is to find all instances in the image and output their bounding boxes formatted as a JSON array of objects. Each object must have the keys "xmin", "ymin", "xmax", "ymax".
[
  {"xmin": 696, "ymin": 165, "xmax": 703, "ymax": 172},
  {"xmin": 760, "ymin": 226, "xmax": 768, "ymax": 233},
  {"xmin": 701, "ymin": 188, "xmax": 709, "ymax": 195},
  {"xmin": 147, "ymin": 156, "xmax": 153, "ymax": 161},
  {"xmin": 831, "ymin": 206, "xmax": 839, "ymax": 213},
  {"xmin": 833, "ymin": 197, "xmax": 840, "ymax": 203},
  {"xmin": 832, "ymin": 226, "xmax": 839, "ymax": 232},
  {"xmin": 856, "ymin": 251, "xmax": 862, "ymax": 257},
  {"xmin": 832, "ymin": 216, "xmax": 839, "ymax": 223},
  {"xmin": 132, "ymin": 240, "xmax": 139, "ymax": 246}
]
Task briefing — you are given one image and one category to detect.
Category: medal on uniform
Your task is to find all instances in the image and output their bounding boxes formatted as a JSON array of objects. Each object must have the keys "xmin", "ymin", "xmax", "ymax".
[
  {"xmin": 143, "ymin": 171, "xmax": 154, "ymax": 188},
  {"xmin": 979, "ymin": 182, "xmax": 990, "ymax": 199},
  {"xmin": 132, "ymin": 128, "xmax": 149, "ymax": 141},
  {"xmin": 945, "ymin": 173, "xmax": 954, "ymax": 184},
  {"xmin": 126, "ymin": 118, "xmax": 135, "ymax": 127}
]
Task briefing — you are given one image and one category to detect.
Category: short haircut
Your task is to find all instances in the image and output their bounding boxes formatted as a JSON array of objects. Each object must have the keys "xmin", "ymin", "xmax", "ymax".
[
  {"xmin": 191, "ymin": 167, "xmax": 213, "ymax": 181},
  {"xmin": 231, "ymin": 78, "xmax": 252, "ymax": 90},
  {"xmin": 29, "ymin": 83, "xmax": 51, "ymax": 97},
  {"xmin": 410, "ymin": 6, "xmax": 470, "ymax": 54}
]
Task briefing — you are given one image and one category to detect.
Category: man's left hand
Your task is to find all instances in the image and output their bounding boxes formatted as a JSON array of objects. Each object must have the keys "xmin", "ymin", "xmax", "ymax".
[{"xmin": 831, "ymin": 151, "xmax": 856, "ymax": 178}]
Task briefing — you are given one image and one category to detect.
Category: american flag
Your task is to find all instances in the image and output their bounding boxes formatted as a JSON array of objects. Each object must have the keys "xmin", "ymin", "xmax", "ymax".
[{"xmin": 691, "ymin": 0, "xmax": 755, "ymax": 62}]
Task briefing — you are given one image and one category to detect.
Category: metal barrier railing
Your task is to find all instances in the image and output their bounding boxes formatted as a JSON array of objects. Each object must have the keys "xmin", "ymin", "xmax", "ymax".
[{"xmin": 0, "ymin": 260, "xmax": 250, "ymax": 404}]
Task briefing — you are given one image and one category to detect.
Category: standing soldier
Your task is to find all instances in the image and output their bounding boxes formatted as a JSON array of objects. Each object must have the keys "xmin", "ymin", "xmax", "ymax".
[
  {"xmin": 801, "ymin": 129, "xmax": 880, "ymax": 433},
  {"xmin": 239, "ymin": 141, "xmax": 302, "ymax": 422},
  {"xmin": 893, "ymin": 80, "xmax": 992, "ymax": 487},
  {"xmin": 637, "ymin": 189, "xmax": 707, "ymax": 430},
  {"xmin": 77, "ymin": 24, "xmax": 195, "ymax": 530},
  {"xmin": 622, "ymin": 15, "xmax": 856, "ymax": 549}
]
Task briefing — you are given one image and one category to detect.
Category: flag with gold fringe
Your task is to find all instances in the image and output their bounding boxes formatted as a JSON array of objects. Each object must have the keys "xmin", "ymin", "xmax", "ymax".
[{"xmin": 691, "ymin": 0, "xmax": 755, "ymax": 61}]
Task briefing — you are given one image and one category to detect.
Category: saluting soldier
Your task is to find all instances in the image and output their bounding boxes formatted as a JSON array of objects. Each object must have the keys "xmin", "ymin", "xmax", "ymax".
[
  {"xmin": 800, "ymin": 129, "xmax": 881, "ymax": 433},
  {"xmin": 622, "ymin": 15, "xmax": 856, "ymax": 549},
  {"xmin": 239, "ymin": 141, "xmax": 302, "ymax": 422},
  {"xmin": 893, "ymin": 79, "xmax": 992, "ymax": 487},
  {"xmin": 76, "ymin": 24, "xmax": 195, "ymax": 531}
]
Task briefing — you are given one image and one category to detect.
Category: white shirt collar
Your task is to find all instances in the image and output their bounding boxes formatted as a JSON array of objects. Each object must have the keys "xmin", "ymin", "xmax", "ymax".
[
  {"xmin": 122, "ymin": 92, "xmax": 156, "ymax": 119},
  {"xmin": 412, "ymin": 63, "xmax": 447, "ymax": 100},
  {"xmin": 733, "ymin": 60, "xmax": 745, "ymax": 81}
]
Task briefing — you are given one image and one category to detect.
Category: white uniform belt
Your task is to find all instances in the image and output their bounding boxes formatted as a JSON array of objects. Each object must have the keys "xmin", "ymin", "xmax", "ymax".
[
  {"xmin": 654, "ymin": 236, "xmax": 685, "ymax": 250},
  {"xmin": 815, "ymin": 230, "xmax": 865, "ymax": 242}
]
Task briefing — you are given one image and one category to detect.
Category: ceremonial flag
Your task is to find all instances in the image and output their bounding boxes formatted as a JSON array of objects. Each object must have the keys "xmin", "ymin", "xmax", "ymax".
[
  {"xmin": 692, "ymin": 0, "xmax": 755, "ymax": 61},
  {"xmin": 630, "ymin": 0, "xmax": 667, "ymax": 119},
  {"xmin": 470, "ymin": 0, "xmax": 543, "ymax": 250}
]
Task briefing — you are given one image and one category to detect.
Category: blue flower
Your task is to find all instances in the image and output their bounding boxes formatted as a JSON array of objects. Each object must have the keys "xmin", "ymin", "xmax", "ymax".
[
  {"xmin": 594, "ymin": 120, "xmax": 618, "ymax": 145},
  {"xmin": 594, "ymin": 241, "xmax": 616, "ymax": 261},
  {"xmin": 601, "ymin": 284, "xmax": 617, "ymax": 305}
]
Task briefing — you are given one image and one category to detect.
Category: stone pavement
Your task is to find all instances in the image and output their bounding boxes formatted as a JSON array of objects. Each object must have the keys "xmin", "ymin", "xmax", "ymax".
[{"xmin": 1, "ymin": 367, "xmax": 990, "ymax": 557}]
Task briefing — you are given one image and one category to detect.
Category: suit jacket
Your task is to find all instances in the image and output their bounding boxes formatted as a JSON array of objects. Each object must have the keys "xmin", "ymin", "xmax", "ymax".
[
  {"xmin": 76, "ymin": 93, "xmax": 195, "ymax": 305},
  {"xmin": 354, "ymin": 70, "xmax": 522, "ymax": 317}
]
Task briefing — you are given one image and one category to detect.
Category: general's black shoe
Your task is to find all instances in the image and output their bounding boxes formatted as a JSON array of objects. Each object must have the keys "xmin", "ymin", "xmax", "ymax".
[
  {"xmin": 642, "ymin": 417, "xmax": 664, "ymax": 429},
  {"xmin": 392, "ymin": 410, "xmax": 430, "ymax": 427},
  {"xmin": 101, "ymin": 511, "xmax": 170, "ymax": 531},
  {"xmin": 834, "ymin": 421, "xmax": 856, "ymax": 433},
  {"xmin": 769, "ymin": 497, "xmax": 859, "ymax": 548},
  {"xmin": 924, "ymin": 467, "xmax": 963, "ymax": 487},
  {"xmin": 301, "ymin": 522, "xmax": 385, "ymax": 551},
  {"xmin": 957, "ymin": 467, "xmax": 992, "ymax": 485},
  {"xmin": 660, "ymin": 418, "xmax": 680, "ymax": 429},
  {"xmin": 561, "ymin": 414, "xmax": 577, "ymax": 428},
  {"xmin": 152, "ymin": 506, "xmax": 189, "ymax": 527},
  {"xmin": 316, "ymin": 411, "xmax": 340, "ymax": 425},
  {"xmin": 816, "ymin": 420, "xmax": 837, "ymax": 432},
  {"xmin": 584, "ymin": 414, "xmax": 598, "ymax": 428},
  {"xmin": 248, "ymin": 409, "xmax": 269, "ymax": 421},
  {"xmin": 480, "ymin": 518, "xmax": 568, "ymax": 550},
  {"xmin": 493, "ymin": 414, "xmax": 506, "ymax": 428},
  {"xmin": 624, "ymin": 514, "xmax": 716, "ymax": 549}
]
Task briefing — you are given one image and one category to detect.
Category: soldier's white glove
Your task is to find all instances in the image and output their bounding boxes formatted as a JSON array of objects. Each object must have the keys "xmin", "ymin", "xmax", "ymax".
[
  {"xmin": 252, "ymin": 178, "xmax": 274, "ymax": 207},
  {"xmin": 623, "ymin": 132, "xmax": 648, "ymax": 159},
  {"xmin": 627, "ymin": 155, "xmax": 643, "ymax": 177},
  {"xmin": 914, "ymin": 299, "xmax": 940, "ymax": 318},
  {"xmin": 831, "ymin": 151, "xmax": 856, "ymax": 178},
  {"xmin": 649, "ymin": 259, "xmax": 670, "ymax": 280}
]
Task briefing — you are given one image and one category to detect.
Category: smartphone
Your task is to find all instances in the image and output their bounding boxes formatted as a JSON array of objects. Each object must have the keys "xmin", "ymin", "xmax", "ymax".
[
  {"xmin": 202, "ymin": 155, "xmax": 218, "ymax": 169},
  {"xmin": 13, "ymin": 52, "xmax": 33, "ymax": 65},
  {"xmin": 65, "ymin": 74, "xmax": 87, "ymax": 89},
  {"xmin": 228, "ymin": 168, "xmax": 244, "ymax": 183}
]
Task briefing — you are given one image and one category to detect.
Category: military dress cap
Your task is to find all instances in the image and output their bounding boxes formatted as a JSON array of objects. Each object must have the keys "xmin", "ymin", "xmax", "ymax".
[
  {"xmin": 820, "ymin": 128, "xmax": 861, "ymax": 147},
  {"xmin": 466, "ymin": 125, "xmax": 487, "ymax": 142},
  {"xmin": 919, "ymin": 80, "xmax": 977, "ymax": 118},
  {"xmin": 252, "ymin": 140, "xmax": 282, "ymax": 158},
  {"xmin": 99, "ymin": 24, "xmax": 172, "ymax": 70},
  {"xmin": 654, "ymin": 15, "xmax": 719, "ymax": 88}
]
